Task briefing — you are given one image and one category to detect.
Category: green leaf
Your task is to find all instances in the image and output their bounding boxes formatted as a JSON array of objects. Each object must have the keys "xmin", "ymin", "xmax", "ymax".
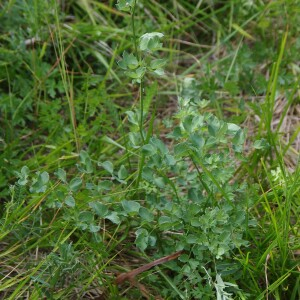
[
  {"xmin": 168, "ymin": 126, "xmax": 182, "ymax": 139},
  {"xmin": 135, "ymin": 228, "xmax": 149, "ymax": 251},
  {"xmin": 153, "ymin": 176, "xmax": 165, "ymax": 188},
  {"xmin": 21, "ymin": 166, "xmax": 30, "ymax": 176},
  {"xmin": 227, "ymin": 123, "xmax": 241, "ymax": 134},
  {"xmin": 142, "ymin": 166, "xmax": 154, "ymax": 182},
  {"xmin": 17, "ymin": 177, "xmax": 28, "ymax": 186},
  {"xmin": 65, "ymin": 195, "xmax": 75, "ymax": 207},
  {"xmin": 116, "ymin": 0, "xmax": 134, "ymax": 12},
  {"xmin": 17, "ymin": 166, "xmax": 30, "ymax": 186},
  {"xmin": 174, "ymin": 142, "xmax": 189, "ymax": 157},
  {"xmin": 30, "ymin": 171, "xmax": 49, "ymax": 193},
  {"xmin": 191, "ymin": 218, "xmax": 201, "ymax": 227},
  {"xmin": 105, "ymin": 212, "xmax": 121, "ymax": 224},
  {"xmin": 158, "ymin": 216, "xmax": 172, "ymax": 225},
  {"xmin": 233, "ymin": 129, "xmax": 245, "ymax": 144},
  {"xmin": 79, "ymin": 150, "xmax": 89, "ymax": 162},
  {"xmin": 122, "ymin": 200, "xmax": 141, "ymax": 214},
  {"xmin": 190, "ymin": 133, "xmax": 205, "ymax": 149},
  {"xmin": 77, "ymin": 223, "xmax": 88, "ymax": 230},
  {"xmin": 55, "ymin": 168, "xmax": 66, "ymax": 183},
  {"xmin": 158, "ymin": 215, "xmax": 174, "ymax": 230},
  {"xmin": 150, "ymin": 58, "xmax": 167, "ymax": 70},
  {"xmin": 139, "ymin": 32, "xmax": 164, "ymax": 52},
  {"xmin": 89, "ymin": 224, "xmax": 100, "ymax": 233},
  {"xmin": 125, "ymin": 67, "xmax": 146, "ymax": 82},
  {"xmin": 41, "ymin": 172, "xmax": 49, "ymax": 184},
  {"xmin": 189, "ymin": 259, "xmax": 200, "ymax": 270},
  {"xmin": 79, "ymin": 150, "xmax": 93, "ymax": 173},
  {"xmin": 165, "ymin": 154, "xmax": 176, "ymax": 166},
  {"xmin": 182, "ymin": 115, "xmax": 194, "ymax": 132},
  {"xmin": 126, "ymin": 110, "xmax": 139, "ymax": 126},
  {"xmin": 254, "ymin": 138, "xmax": 270, "ymax": 150},
  {"xmin": 179, "ymin": 254, "xmax": 189, "ymax": 263},
  {"xmin": 69, "ymin": 177, "xmax": 82, "ymax": 192},
  {"xmin": 150, "ymin": 59, "xmax": 167, "ymax": 75},
  {"xmin": 141, "ymin": 144, "xmax": 156, "ymax": 155},
  {"xmin": 79, "ymin": 211, "xmax": 94, "ymax": 223},
  {"xmin": 129, "ymin": 132, "xmax": 142, "ymax": 148},
  {"xmin": 186, "ymin": 234, "xmax": 198, "ymax": 244},
  {"xmin": 153, "ymin": 68, "xmax": 164, "ymax": 76},
  {"xmin": 118, "ymin": 165, "xmax": 128, "ymax": 180},
  {"xmin": 139, "ymin": 207, "xmax": 154, "ymax": 222},
  {"xmin": 89, "ymin": 201, "xmax": 108, "ymax": 217},
  {"xmin": 99, "ymin": 161, "xmax": 114, "ymax": 174},
  {"xmin": 206, "ymin": 136, "xmax": 217, "ymax": 147},
  {"xmin": 118, "ymin": 51, "xmax": 139, "ymax": 70},
  {"xmin": 148, "ymin": 235, "xmax": 157, "ymax": 247},
  {"xmin": 150, "ymin": 137, "xmax": 168, "ymax": 155},
  {"xmin": 97, "ymin": 180, "xmax": 113, "ymax": 191}
]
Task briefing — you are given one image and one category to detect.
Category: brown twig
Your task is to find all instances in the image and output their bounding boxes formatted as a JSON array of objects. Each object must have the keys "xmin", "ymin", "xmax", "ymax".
[{"xmin": 115, "ymin": 250, "xmax": 183, "ymax": 285}]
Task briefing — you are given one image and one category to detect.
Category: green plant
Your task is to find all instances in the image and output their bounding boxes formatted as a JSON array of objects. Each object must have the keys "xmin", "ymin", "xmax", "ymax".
[
  {"xmin": 5, "ymin": 100, "xmax": 251, "ymax": 297},
  {"xmin": 3, "ymin": 2, "xmax": 253, "ymax": 298},
  {"xmin": 1, "ymin": 0, "xmax": 299, "ymax": 299}
]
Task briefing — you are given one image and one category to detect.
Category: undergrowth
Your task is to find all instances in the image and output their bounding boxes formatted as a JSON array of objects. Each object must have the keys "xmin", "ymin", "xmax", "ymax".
[{"xmin": 0, "ymin": 0, "xmax": 299, "ymax": 299}]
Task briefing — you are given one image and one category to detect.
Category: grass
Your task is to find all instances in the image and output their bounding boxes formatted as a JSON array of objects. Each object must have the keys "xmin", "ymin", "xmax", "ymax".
[{"xmin": 0, "ymin": 0, "xmax": 299, "ymax": 299}]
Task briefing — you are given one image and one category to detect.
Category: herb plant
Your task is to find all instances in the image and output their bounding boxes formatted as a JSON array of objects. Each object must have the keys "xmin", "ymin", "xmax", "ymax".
[{"xmin": 1, "ymin": 0, "xmax": 299, "ymax": 299}]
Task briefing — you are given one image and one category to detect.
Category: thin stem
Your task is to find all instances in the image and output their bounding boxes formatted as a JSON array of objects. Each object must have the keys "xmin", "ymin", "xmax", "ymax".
[
  {"xmin": 131, "ymin": 1, "xmax": 144, "ymax": 143},
  {"xmin": 139, "ymin": 81, "xmax": 145, "ymax": 143},
  {"xmin": 131, "ymin": 0, "xmax": 145, "ymax": 192},
  {"xmin": 131, "ymin": 0, "xmax": 139, "ymax": 60}
]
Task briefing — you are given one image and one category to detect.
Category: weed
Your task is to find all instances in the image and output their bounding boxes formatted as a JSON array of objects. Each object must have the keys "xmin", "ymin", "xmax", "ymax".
[{"xmin": 0, "ymin": 0, "xmax": 299, "ymax": 299}]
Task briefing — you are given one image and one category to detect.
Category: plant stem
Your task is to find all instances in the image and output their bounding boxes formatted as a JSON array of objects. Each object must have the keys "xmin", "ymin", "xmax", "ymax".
[
  {"xmin": 139, "ymin": 81, "xmax": 145, "ymax": 143},
  {"xmin": 131, "ymin": 0, "xmax": 139, "ymax": 60},
  {"xmin": 131, "ymin": 0, "xmax": 144, "ymax": 189},
  {"xmin": 131, "ymin": 0, "xmax": 145, "ymax": 143}
]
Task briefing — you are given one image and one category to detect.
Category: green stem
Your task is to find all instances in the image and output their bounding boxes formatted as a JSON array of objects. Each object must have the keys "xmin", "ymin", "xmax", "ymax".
[
  {"xmin": 131, "ymin": 0, "xmax": 139, "ymax": 59},
  {"xmin": 131, "ymin": 0, "xmax": 144, "ymax": 143},
  {"xmin": 131, "ymin": 0, "xmax": 145, "ymax": 192},
  {"xmin": 135, "ymin": 152, "xmax": 145, "ymax": 190},
  {"xmin": 139, "ymin": 81, "xmax": 145, "ymax": 143}
]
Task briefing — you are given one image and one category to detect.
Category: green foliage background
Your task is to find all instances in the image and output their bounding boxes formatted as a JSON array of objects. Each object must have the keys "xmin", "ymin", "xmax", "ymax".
[{"xmin": 0, "ymin": 0, "xmax": 299, "ymax": 299}]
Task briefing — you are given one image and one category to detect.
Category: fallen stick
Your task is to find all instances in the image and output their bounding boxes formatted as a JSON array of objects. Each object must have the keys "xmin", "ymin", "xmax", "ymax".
[{"xmin": 116, "ymin": 250, "xmax": 184, "ymax": 285}]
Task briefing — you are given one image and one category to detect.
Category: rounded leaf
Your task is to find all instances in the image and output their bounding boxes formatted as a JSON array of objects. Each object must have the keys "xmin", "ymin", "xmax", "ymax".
[
  {"xmin": 65, "ymin": 195, "xmax": 75, "ymax": 207},
  {"xmin": 69, "ymin": 177, "xmax": 82, "ymax": 192},
  {"xmin": 122, "ymin": 200, "xmax": 141, "ymax": 214}
]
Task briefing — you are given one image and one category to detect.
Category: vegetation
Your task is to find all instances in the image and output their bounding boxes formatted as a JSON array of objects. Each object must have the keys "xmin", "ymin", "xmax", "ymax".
[{"xmin": 0, "ymin": 0, "xmax": 299, "ymax": 299}]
